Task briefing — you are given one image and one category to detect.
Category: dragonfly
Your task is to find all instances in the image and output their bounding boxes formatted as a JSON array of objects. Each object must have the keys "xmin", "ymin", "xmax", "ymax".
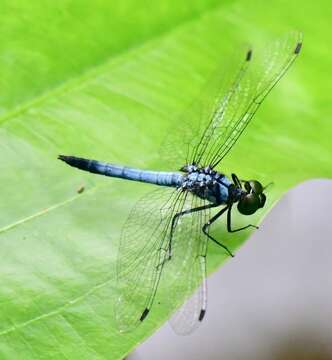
[{"xmin": 59, "ymin": 32, "xmax": 302, "ymax": 335}]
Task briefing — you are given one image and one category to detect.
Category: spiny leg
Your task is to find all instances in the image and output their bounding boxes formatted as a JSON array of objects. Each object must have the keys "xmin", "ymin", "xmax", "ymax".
[
  {"xmin": 202, "ymin": 206, "xmax": 235, "ymax": 257},
  {"xmin": 147, "ymin": 203, "xmax": 218, "ymax": 323},
  {"xmin": 168, "ymin": 203, "xmax": 219, "ymax": 259},
  {"xmin": 227, "ymin": 203, "xmax": 259, "ymax": 233},
  {"xmin": 231, "ymin": 173, "xmax": 242, "ymax": 188}
]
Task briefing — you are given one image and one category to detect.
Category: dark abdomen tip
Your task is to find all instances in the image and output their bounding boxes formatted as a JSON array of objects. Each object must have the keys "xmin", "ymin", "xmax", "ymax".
[
  {"xmin": 58, "ymin": 154, "xmax": 68, "ymax": 162},
  {"xmin": 58, "ymin": 154, "xmax": 79, "ymax": 165},
  {"xmin": 58, "ymin": 155, "xmax": 92, "ymax": 172}
]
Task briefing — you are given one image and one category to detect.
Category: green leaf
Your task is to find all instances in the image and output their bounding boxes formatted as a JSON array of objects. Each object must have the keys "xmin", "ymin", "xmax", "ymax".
[{"xmin": 0, "ymin": 1, "xmax": 330, "ymax": 359}]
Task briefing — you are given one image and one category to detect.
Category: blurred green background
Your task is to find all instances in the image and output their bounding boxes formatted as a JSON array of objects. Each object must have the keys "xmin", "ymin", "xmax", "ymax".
[{"xmin": 0, "ymin": 0, "xmax": 330, "ymax": 359}]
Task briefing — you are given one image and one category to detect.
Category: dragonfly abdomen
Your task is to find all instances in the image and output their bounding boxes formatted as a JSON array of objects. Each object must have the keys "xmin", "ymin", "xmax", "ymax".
[{"xmin": 58, "ymin": 155, "xmax": 183, "ymax": 187}]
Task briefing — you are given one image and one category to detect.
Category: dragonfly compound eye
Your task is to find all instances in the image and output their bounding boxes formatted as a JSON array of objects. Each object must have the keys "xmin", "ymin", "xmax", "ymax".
[
  {"xmin": 237, "ymin": 193, "xmax": 260, "ymax": 215},
  {"xmin": 258, "ymin": 193, "xmax": 266, "ymax": 208},
  {"xmin": 248, "ymin": 180, "xmax": 263, "ymax": 194}
]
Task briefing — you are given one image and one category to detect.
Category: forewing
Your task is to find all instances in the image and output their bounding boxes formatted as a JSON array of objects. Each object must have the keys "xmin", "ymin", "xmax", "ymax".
[
  {"xmin": 115, "ymin": 187, "xmax": 187, "ymax": 332},
  {"xmin": 166, "ymin": 194, "xmax": 212, "ymax": 335},
  {"xmin": 192, "ymin": 32, "xmax": 302, "ymax": 168},
  {"xmin": 159, "ymin": 46, "xmax": 250, "ymax": 169}
]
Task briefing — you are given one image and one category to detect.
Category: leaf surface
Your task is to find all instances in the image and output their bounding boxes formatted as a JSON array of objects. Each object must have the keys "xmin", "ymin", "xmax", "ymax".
[{"xmin": 0, "ymin": 1, "xmax": 330, "ymax": 359}]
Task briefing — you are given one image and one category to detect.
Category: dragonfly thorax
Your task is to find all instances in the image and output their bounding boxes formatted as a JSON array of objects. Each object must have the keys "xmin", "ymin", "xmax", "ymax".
[{"xmin": 180, "ymin": 165, "xmax": 231, "ymax": 205}]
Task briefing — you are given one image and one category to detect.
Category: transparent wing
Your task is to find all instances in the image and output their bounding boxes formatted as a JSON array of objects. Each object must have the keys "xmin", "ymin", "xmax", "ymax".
[
  {"xmin": 159, "ymin": 47, "xmax": 247, "ymax": 169},
  {"xmin": 115, "ymin": 187, "xmax": 187, "ymax": 332},
  {"xmin": 192, "ymin": 32, "xmax": 302, "ymax": 168},
  {"xmin": 160, "ymin": 32, "xmax": 302, "ymax": 170},
  {"xmin": 159, "ymin": 116, "xmax": 201, "ymax": 170},
  {"xmin": 166, "ymin": 194, "xmax": 212, "ymax": 335}
]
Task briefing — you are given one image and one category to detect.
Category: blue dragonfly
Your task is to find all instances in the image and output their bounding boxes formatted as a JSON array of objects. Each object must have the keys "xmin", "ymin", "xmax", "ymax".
[{"xmin": 59, "ymin": 33, "xmax": 302, "ymax": 335}]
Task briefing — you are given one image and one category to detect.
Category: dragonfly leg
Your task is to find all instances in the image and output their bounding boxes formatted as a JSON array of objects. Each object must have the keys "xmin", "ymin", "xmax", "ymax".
[
  {"xmin": 156, "ymin": 203, "xmax": 217, "ymax": 267},
  {"xmin": 156, "ymin": 252, "xmax": 171, "ymax": 270},
  {"xmin": 169, "ymin": 203, "xmax": 218, "ymax": 259},
  {"xmin": 202, "ymin": 206, "xmax": 234, "ymax": 257},
  {"xmin": 231, "ymin": 173, "xmax": 241, "ymax": 188},
  {"xmin": 227, "ymin": 204, "xmax": 259, "ymax": 233}
]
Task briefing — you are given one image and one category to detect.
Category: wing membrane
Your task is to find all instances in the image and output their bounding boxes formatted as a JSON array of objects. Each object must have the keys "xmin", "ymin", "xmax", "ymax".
[
  {"xmin": 115, "ymin": 186, "xmax": 213, "ymax": 334},
  {"xmin": 115, "ymin": 187, "xmax": 187, "ymax": 331},
  {"xmin": 166, "ymin": 195, "xmax": 211, "ymax": 335},
  {"xmin": 193, "ymin": 32, "xmax": 302, "ymax": 168},
  {"xmin": 159, "ymin": 46, "xmax": 250, "ymax": 169},
  {"xmin": 161, "ymin": 32, "xmax": 302, "ymax": 170}
]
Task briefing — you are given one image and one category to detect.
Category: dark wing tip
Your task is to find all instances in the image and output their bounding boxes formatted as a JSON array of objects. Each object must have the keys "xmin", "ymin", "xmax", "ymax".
[
  {"xmin": 198, "ymin": 309, "xmax": 206, "ymax": 321},
  {"xmin": 246, "ymin": 49, "xmax": 253, "ymax": 61},
  {"xmin": 140, "ymin": 308, "xmax": 150, "ymax": 322},
  {"xmin": 294, "ymin": 42, "xmax": 302, "ymax": 54}
]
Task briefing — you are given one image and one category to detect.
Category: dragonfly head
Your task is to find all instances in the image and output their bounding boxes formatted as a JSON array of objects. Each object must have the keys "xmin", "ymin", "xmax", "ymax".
[{"xmin": 237, "ymin": 180, "xmax": 266, "ymax": 215}]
